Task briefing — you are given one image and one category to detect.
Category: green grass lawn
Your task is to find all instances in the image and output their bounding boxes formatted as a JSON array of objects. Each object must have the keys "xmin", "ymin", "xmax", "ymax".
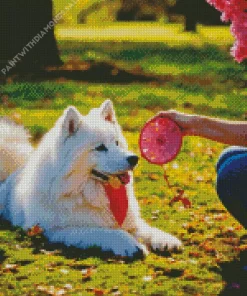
[
  {"xmin": 56, "ymin": 23, "xmax": 234, "ymax": 45},
  {"xmin": 1, "ymin": 25, "xmax": 247, "ymax": 295}
]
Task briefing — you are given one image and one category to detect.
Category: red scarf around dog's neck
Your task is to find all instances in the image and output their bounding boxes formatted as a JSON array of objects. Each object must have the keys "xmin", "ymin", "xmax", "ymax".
[{"xmin": 103, "ymin": 184, "xmax": 128, "ymax": 226}]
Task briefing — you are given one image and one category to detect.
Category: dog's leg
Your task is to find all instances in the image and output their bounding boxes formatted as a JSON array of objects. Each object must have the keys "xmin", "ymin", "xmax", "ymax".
[
  {"xmin": 47, "ymin": 227, "xmax": 148, "ymax": 258},
  {"xmin": 133, "ymin": 219, "xmax": 182, "ymax": 252}
]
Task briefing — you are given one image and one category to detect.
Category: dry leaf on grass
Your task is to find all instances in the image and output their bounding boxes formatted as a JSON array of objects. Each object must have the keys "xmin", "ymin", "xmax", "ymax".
[{"xmin": 27, "ymin": 224, "xmax": 43, "ymax": 237}]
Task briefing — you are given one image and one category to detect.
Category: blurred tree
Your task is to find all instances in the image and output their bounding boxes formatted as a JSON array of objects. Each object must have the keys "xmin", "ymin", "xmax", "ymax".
[
  {"xmin": 169, "ymin": 0, "xmax": 224, "ymax": 32},
  {"xmin": 116, "ymin": 0, "xmax": 175, "ymax": 22},
  {"xmin": 77, "ymin": 0, "xmax": 111, "ymax": 23},
  {"xmin": 116, "ymin": 0, "xmax": 224, "ymax": 31},
  {"xmin": 0, "ymin": 0, "xmax": 62, "ymax": 74},
  {"xmin": 172, "ymin": 0, "xmax": 198, "ymax": 31}
]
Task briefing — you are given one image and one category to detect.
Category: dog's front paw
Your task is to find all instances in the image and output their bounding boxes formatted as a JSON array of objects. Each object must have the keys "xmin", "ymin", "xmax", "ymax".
[
  {"xmin": 150, "ymin": 229, "xmax": 182, "ymax": 252},
  {"xmin": 109, "ymin": 231, "xmax": 148, "ymax": 258}
]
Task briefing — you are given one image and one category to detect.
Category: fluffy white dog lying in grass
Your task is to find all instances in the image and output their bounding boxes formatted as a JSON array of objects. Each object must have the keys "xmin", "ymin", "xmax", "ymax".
[{"xmin": 0, "ymin": 100, "xmax": 182, "ymax": 258}]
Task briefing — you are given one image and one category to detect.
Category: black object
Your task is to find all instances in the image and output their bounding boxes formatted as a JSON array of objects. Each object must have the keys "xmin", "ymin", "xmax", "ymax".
[{"xmin": 0, "ymin": 0, "xmax": 63, "ymax": 75}]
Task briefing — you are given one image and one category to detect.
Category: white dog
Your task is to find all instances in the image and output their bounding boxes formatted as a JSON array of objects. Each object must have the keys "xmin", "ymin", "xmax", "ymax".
[{"xmin": 0, "ymin": 100, "xmax": 182, "ymax": 258}]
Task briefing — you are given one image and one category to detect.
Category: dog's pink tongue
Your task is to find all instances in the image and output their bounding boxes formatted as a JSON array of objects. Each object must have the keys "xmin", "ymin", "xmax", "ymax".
[
  {"xmin": 118, "ymin": 172, "xmax": 130, "ymax": 185},
  {"xmin": 103, "ymin": 184, "xmax": 128, "ymax": 226}
]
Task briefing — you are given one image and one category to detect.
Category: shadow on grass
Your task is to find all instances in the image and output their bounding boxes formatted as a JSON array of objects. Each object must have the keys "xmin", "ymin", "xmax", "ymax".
[
  {"xmin": 0, "ymin": 61, "xmax": 166, "ymax": 84},
  {"xmin": 59, "ymin": 42, "xmax": 228, "ymax": 64},
  {"xmin": 0, "ymin": 248, "xmax": 7, "ymax": 264},
  {"xmin": 0, "ymin": 217, "xmax": 180, "ymax": 264},
  {"xmin": 0, "ymin": 218, "xmax": 145, "ymax": 263}
]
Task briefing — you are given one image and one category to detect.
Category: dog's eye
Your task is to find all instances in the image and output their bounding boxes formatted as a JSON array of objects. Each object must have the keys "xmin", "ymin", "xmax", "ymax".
[
  {"xmin": 95, "ymin": 144, "xmax": 108, "ymax": 152},
  {"xmin": 115, "ymin": 141, "xmax": 119, "ymax": 146}
]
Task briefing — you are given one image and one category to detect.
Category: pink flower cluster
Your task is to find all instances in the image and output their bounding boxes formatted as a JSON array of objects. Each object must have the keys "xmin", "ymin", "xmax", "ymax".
[{"xmin": 206, "ymin": 0, "xmax": 247, "ymax": 62}]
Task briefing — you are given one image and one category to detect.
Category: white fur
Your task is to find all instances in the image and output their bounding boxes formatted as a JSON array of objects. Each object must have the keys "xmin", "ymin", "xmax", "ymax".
[
  {"xmin": 0, "ymin": 101, "xmax": 182, "ymax": 257},
  {"xmin": 0, "ymin": 117, "xmax": 33, "ymax": 180}
]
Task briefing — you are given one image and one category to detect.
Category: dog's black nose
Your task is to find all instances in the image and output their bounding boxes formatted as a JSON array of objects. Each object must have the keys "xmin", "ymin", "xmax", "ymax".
[{"xmin": 127, "ymin": 155, "xmax": 139, "ymax": 167}]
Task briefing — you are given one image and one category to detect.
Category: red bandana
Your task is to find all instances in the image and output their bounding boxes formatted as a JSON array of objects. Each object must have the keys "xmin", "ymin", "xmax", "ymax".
[{"xmin": 103, "ymin": 183, "xmax": 128, "ymax": 226}]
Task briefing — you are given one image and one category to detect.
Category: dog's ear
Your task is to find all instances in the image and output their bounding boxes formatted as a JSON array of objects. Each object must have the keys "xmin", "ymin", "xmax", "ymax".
[
  {"xmin": 62, "ymin": 106, "xmax": 81, "ymax": 136},
  {"xmin": 100, "ymin": 100, "xmax": 116, "ymax": 123}
]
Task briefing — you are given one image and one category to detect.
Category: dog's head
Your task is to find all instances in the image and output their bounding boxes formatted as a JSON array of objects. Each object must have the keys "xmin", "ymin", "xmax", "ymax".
[{"xmin": 56, "ymin": 100, "xmax": 138, "ymax": 187}]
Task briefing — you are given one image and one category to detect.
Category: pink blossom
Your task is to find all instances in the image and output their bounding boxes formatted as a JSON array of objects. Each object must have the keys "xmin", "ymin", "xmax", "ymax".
[{"xmin": 206, "ymin": 0, "xmax": 247, "ymax": 62}]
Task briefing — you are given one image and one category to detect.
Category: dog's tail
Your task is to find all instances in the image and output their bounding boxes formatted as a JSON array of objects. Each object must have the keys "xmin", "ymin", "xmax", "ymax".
[{"xmin": 0, "ymin": 117, "xmax": 33, "ymax": 181}]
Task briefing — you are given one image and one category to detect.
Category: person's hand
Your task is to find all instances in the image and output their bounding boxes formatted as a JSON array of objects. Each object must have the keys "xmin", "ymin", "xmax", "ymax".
[
  {"xmin": 152, "ymin": 110, "xmax": 247, "ymax": 146},
  {"xmin": 155, "ymin": 110, "xmax": 199, "ymax": 136}
]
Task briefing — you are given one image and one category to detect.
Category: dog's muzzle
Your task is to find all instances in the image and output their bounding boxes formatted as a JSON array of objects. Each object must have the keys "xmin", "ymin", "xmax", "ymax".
[{"xmin": 91, "ymin": 169, "xmax": 130, "ymax": 186}]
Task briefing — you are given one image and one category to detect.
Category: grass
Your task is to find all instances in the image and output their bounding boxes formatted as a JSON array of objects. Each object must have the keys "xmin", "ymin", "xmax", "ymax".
[
  {"xmin": 1, "ymin": 25, "xmax": 247, "ymax": 295},
  {"xmin": 55, "ymin": 23, "xmax": 234, "ymax": 46}
]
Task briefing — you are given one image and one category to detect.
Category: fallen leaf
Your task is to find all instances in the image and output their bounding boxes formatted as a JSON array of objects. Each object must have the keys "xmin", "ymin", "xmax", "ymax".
[
  {"xmin": 82, "ymin": 268, "xmax": 95, "ymax": 281},
  {"xmin": 172, "ymin": 162, "xmax": 179, "ymax": 169},
  {"xmin": 183, "ymin": 274, "xmax": 198, "ymax": 280},
  {"xmin": 64, "ymin": 283, "xmax": 73, "ymax": 290},
  {"xmin": 36, "ymin": 285, "xmax": 67, "ymax": 296},
  {"xmin": 152, "ymin": 210, "xmax": 160, "ymax": 215},
  {"xmin": 129, "ymin": 109, "xmax": 138, "ymax": 116},
  {"xmin": 195, "ymin": 175, "xmax": 204, "ymax": 182},
  {"xmin": 3, "ymin": 264, "xmax": 19, "ymax": 273},
  {"xmin": 94, "ymin": 289, "xmax": 105, "ymax": 296},
  {"xmin": 200, "ymin": 241, "xmax": 217, "ymax": 255},
  {"xmin": 148, "ymin": 173, "xmax": 159, "ymax": 181},
  {"xmin": 235, "ymin": 244, "xmax": 247, "ymax": 251},
  {"xmin": 143, "ymin": 275, "xmax": 153, "ymax": 281},
  {"xmin": 222, "ymin": 237, "xmax": 239, "ymax": 246},
  {"xmin": 213, "ymin": 214, "xmax": 228, "ymax": 221},
  {"xmin": 189, "ymin": 251, "xmax": 201, "ymax": 258},
  {"xmin": 27, "ymin": 224, "xmax": 43, "ymax": 237},
  {"xmin": 36, "ymin": 285, "xmax": 46, "ymax": 292},
  {"xmin": 56, "ymin": 289, "xmax": 66, "ymax": 296},
  {"xmin": 40, "ymin": 249, "xmax": 60, "ymax": 255},
  {"xmin": 204, "ymin": 147, "xmax": 214, "ymax": 157},
  {"xmin": 60, "ymin": 268, "xmax": 69, "ymax": 275}
]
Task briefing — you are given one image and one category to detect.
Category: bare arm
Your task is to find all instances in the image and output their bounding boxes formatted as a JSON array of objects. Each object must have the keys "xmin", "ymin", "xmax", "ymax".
[{"xmin": 157, "ymin": 110, "xmax": 247, "ymax": 146}]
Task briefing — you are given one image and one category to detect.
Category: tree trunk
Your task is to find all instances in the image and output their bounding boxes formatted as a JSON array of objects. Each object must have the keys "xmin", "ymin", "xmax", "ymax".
[
  {"xmin": 169, "ymin": 0, "xmax": 198, "ymax": 32},
  {"xmin": 184, "ymin": 15, "xmax": 197, "ymax": 32},
  {"xmin": 116, "ymin": 0, "xmax": 140, "ymax": 21},
  {"xmin": 0, "ymin": 0, "xmax": 62, "ymax": 75}
]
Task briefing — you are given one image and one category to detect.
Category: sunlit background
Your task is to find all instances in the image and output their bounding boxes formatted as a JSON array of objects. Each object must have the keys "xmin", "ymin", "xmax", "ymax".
[{"xmin": 1, "ymin": 1, "xmax": 247, "ymax": 295}]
